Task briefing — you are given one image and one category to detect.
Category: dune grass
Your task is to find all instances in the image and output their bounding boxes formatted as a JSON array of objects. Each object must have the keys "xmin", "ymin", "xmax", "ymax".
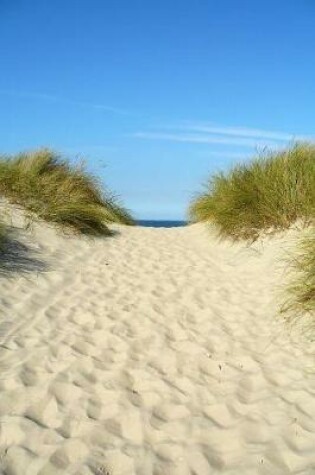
[
  {"xmin": 189, "ymin": 142, "xmax": 315, "ymax": 321},
  {"xmin": 189, "ymin": 142, "xmax": 315, "ymax": 242},
  {"xmin": 279, "ymin": 227, "xmax": 315, "ymax": 321},
  {"xmin": 0, "ymin": 148, "xmax": 134, "ymax": 236}
]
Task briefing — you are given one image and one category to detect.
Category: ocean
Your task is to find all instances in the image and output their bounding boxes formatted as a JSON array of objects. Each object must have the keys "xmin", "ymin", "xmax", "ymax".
[{"xmin": 137, "ymin": 220, "xmax": 187, "ymax": 228}]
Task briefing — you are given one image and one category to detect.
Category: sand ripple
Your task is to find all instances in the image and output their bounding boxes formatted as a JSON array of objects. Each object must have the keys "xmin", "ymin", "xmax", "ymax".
[{"xmin": 0, "ymin": 219, "xmax": 315, "ymax": 474}]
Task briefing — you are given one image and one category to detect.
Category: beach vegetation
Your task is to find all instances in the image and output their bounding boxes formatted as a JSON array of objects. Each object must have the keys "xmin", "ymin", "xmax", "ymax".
[
  {"xmin": 189, "ymin": 142, "xmax": 315, "ymax": 320},
  {"xmin": 189, "ymin": 142, "xmax": 315, "ymax": 242},
  {"xmin": 0, "ymin": 148, "xmax": 134, "ymax": 236},
  {"xmin": 279, "ymin": 227, "xmax": 315, "ymax": 322}
]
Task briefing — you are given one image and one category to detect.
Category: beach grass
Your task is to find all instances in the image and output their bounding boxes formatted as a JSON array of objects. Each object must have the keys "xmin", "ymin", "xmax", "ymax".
[
  {"xmin": 189, "ymin": 142, "xmax": 315, "ymax": 320},
  {"xmin": 279, "ymin": 226, "xmax": 315, "ymax": 321},
  {"xmin": 189, "ymin": 142, "xmax": 315, "ymax": 242},
  {"xmin": 0, "ymin": 148, "xmax": 134, "ymax": 236}
]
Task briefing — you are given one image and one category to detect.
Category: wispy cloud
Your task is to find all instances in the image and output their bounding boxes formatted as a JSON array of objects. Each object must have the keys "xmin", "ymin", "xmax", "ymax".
[
  {"xmin": 174, "ymin": 124, "xmax": 309, "ymax": 142},
  {"xmin": 0, "ymin": 89, "xmax": 130, "ymax": 115},
  {"xmin": 133, "ymin": 122, "xmax": 314, "ymax": 148},
  {"xmin": 133, "ymin": 131, "xmax": 282, "ymax": 149}
]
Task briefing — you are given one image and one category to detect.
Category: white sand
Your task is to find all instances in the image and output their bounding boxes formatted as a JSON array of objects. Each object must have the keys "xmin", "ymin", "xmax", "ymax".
[{"xmin": 0, "ymin": 206, "xmax": 315, "ymax": 475}]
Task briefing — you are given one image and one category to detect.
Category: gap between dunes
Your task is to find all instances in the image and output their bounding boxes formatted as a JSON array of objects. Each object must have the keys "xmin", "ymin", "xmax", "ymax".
[{"xmin": 0, "ymin": 206, "xmax": 315, "ymax": 475}]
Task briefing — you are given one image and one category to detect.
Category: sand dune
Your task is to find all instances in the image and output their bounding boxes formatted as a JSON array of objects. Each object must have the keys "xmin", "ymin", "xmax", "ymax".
[{"xmin": 0, "ymin": 207, "xmax": 315, "ymax": 474}]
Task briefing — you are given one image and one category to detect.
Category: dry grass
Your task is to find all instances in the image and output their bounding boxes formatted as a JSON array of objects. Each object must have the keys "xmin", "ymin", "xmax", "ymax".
[
  {"xmin": 0, "ymin": 148, "xmax": 134, "ymax": 236},
  {"xmin": 189, "ymin": 142, "xmax": 315, "ymax": 322},
  {"xmin": 279, "ymin": 226, "xmax": 315, "ymax": 322},
  {"xmin": 189, "ymin": 143, "xmax": 315, "ymax": 242}
]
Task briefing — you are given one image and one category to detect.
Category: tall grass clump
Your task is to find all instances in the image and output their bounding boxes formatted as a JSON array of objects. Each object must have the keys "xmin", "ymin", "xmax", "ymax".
[
  {"xmin": 0, "ymin": 148, "xmax": 134, "ymax": 236},
  {"xmin": 189, "ymin": 142, "xmax": 315, "ymax": 242},
  {"xmin": 279, "ymin": 226, "xmax": 315, "ymax": 322}
]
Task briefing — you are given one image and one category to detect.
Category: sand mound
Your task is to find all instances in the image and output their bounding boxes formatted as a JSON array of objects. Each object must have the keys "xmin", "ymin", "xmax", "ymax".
[{"xmin": 0, "ymin": 206, "xmax": 314, "ymax": 474}]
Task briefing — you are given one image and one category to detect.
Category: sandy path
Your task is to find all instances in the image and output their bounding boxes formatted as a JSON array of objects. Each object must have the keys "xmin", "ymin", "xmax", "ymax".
[{"xmin": 0, "ymin": 213, "xmax": 315, "ymax": 475}]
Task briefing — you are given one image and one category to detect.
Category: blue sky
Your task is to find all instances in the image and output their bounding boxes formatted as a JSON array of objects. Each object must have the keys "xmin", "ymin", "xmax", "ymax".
[{"xmin": 0, "ymin": 0, "xmax": 314, "ymax": 219}]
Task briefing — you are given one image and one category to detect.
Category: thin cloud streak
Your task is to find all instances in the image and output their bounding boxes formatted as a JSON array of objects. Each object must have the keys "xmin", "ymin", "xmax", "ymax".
[
  {"xmin": 133, "ymin": 131, "xmax": 284, "ymax": 149},
  {"xmin": 176, "ymin": 124, "xmax": 309, "ymax": 141},
  {"xmin": 0, "ymin": 89, "xmax": 130, "ymax": 115}
]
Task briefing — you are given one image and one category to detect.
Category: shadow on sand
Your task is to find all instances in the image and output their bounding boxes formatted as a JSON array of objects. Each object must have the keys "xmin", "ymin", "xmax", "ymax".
[
  {"xmin": 0, "ymin": 232, "xmax": 47, "ymax": 276},
  {"xmin": 0, "ymin": 227, "xmax": 121, "ymax": 276}
]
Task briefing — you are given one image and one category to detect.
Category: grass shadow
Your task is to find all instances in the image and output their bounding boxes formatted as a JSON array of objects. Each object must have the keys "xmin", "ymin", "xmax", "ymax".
[
  {"xmin": 0, "ymin": 231, "xmax": 47, "ymax": 276},
  {"xmin": 0, "ymin": 225, "xmax": 121, "ymax": 277}
]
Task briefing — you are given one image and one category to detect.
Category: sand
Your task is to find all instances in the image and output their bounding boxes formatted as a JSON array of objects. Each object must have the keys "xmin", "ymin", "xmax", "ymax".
[{"xmin": 0, "ymin": 205, "xmax": 315, "ymax": 475}]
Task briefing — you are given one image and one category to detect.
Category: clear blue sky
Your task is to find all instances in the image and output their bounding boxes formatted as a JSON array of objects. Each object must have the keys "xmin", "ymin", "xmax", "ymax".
[{"xmin": 1, "ymin": 0, "xmax": 314, "ymax": 219}]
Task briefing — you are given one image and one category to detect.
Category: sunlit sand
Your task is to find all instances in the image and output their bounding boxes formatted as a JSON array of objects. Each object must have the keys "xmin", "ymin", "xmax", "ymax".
[{"xmin": 0, "ymin": 205, "xmax": 315, "ymax": 475}]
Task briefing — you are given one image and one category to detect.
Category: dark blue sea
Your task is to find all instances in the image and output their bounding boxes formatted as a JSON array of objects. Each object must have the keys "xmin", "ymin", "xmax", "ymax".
[{"xmin": 137, "ymin": 220, "xmax": 187, "ymax": 228}]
